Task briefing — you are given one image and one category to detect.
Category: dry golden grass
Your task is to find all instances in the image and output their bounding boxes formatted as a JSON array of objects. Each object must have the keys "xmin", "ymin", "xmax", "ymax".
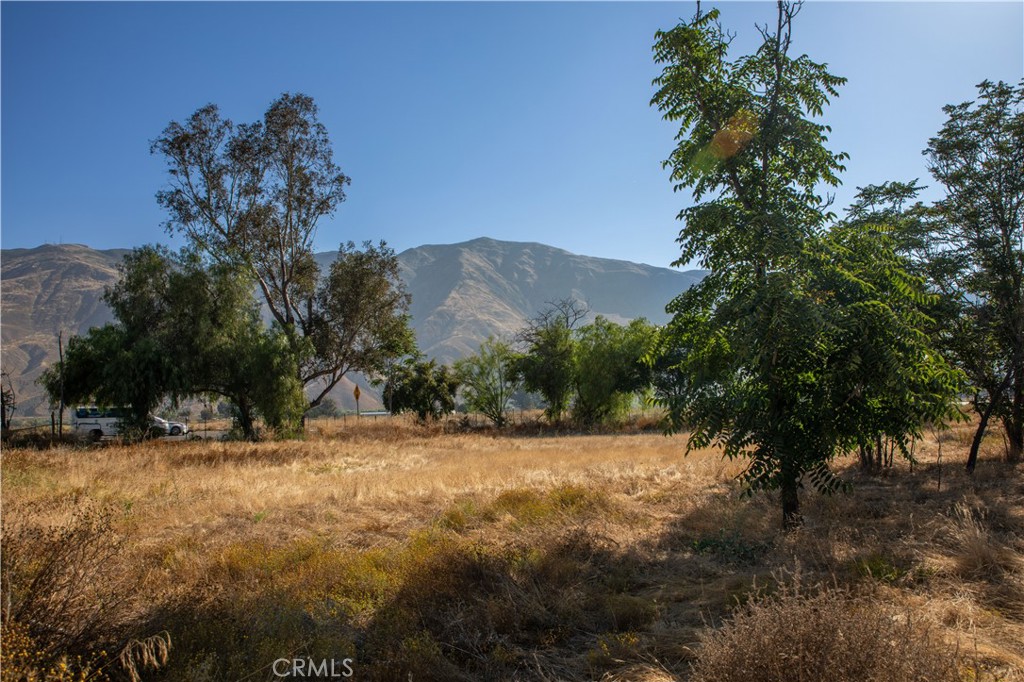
[{"xmin": 2, "ymin": 414, "xmax": 1022, "ymax": 681}]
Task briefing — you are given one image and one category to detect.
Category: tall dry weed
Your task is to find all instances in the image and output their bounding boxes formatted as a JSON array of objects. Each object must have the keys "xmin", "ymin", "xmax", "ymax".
[
  {"xmin": 690, "ymin": 581, "xmax": 963, "ymax": 682},
  {"xmin": 948, "ymin": 502, "xmax": 1023, "ymax": 580}
]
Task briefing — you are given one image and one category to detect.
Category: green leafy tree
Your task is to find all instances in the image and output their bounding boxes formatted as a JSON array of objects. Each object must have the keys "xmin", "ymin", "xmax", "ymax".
[
  {"xmin": 152, "ymin": 94, "xmax": 412, "ymax": 415},
  {"xmin": 923, "ymin": 80, "xmax": 1024, "ymax": 467},
  {"xmin": 42, "ymin": 247, "xmax": 307, "ymax": 440},
  {"xmin": 813, "ymin": 220, "xmax": 964, "ymax": 472},
  {"xmin": 836, "ymin": 182, "xmax": 964, "ymax": 470},
  {"xmin": 305, "ymin": 241, "xmax": 416, "ymax": 410},
  {"xmin": 572, "ymin": 317, "xmax": 655, "ymax": 426},
  {"xmin": 378, "ymin": 356, "xmax": 460, "ymax": 422},
  {"xmin": 455, "ymin": 338, "xmax": 522, "ymax": 427},
  {"xmin": 516, "ymin": 299, "xmax": 586, "ymax": 423},
  {"xmin": 41, "ymin": 248, "xmax": 185, "ymax": 435},
  {"xmin": 650, "ymin": 3, "xmax": 959, "ymax": 527}
]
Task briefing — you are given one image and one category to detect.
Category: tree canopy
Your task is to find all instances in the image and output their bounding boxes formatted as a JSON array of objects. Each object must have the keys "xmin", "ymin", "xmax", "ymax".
[
  {"xmin": 41, "ymin": 247, "xmax": 307, "ymax": 440},
  {"xmin": 924, "ymin": 79, "xmax": 1024, "ymax": 467},
  {"xmin": 650, "ymin": 2, "xmax": 961, "ymax": 527},
  {"xmin": 152, "ymin": 94, "xmax": 413, "ymax": 418}
]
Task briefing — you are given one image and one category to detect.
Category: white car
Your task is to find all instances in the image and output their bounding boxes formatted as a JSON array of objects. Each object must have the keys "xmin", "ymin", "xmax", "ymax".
[{"xmin": 150, "ymin": 415, "xmax": 189, "ymax": 436}]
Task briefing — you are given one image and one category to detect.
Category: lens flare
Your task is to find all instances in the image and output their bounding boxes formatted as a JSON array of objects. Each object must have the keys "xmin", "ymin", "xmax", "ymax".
[{"xmin": 710, "ymin": 109, "xmax": 758, "ymax": 160}]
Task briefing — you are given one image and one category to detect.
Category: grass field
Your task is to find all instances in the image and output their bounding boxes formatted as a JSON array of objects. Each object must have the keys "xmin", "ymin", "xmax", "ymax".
[{"xmin": 2, "ymin": 416, "xmax": 1022, "ymax": 681}]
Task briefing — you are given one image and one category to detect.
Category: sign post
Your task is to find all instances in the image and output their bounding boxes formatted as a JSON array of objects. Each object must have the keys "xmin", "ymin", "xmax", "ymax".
[{"xmin": 353, "ymin": 385, "xmax": 361, "ymax": 418}]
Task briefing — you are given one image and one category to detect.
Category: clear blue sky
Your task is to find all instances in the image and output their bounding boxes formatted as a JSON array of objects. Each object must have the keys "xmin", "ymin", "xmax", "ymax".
[{"xmin": 2, "ymin": 2, "xmax": 1021, "ymax": 269}]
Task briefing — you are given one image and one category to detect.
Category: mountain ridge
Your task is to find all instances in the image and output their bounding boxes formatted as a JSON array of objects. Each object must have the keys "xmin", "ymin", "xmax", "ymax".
[{"xmin": 1, "ymin": 238, "xmax": 705, "ymax": 416}]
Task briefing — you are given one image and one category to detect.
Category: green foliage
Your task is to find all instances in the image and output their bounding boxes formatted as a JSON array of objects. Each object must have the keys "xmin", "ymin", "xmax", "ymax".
[
  {"xmin": 572, "ymin": 317, "xmax": 656, "ymax": 426},
  {"xmin": 41, "ymin": 247, "xmax": 184, "ymax": 433},
  {"xmin": 691, "ymin": 530, "xmax": 773, "ymax": 566},
  {"xmin": 378, "ymin": 357, "xmax": 460, "ymax": 422},
  {"xmin": 924, "ymin": 79, "xmax": 1024, "ymax": 462},
  {"xmin": 516, "ymin": 299, "xmax": 586, "ymax": 423},
  {"xmin": 41, "ymin": 247, "xmax": 308, "ymax": 440},
  {"xmin": 649, "ymin": 4, "xmax": 959, "ymax": 527},
  {"xmin": 305, "ymin": 240, "xmax": 416, "ymax": 410},
  {"xmin": 455, "ymin": 338, "xmax": 522, "ymax": 427},
  {"xmin": 152, "ymin": 95, "xmax": 412, "ymax": 411}
]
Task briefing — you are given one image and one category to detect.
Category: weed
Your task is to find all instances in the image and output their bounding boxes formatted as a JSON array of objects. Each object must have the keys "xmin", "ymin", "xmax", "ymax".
[
  {"xmin": 691, "ymin": 529, "xmax": 773, "ymax": 565},
  {"xmin": 690, "ymin": 582, "xmax": 963, "ymax": 682},
  {"xmin": 853, "ymin": 553, "xmax": 910, "ymax": 583}
]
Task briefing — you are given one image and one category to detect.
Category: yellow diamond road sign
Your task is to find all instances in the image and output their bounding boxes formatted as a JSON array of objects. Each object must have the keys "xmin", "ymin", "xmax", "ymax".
[{"xmin": 353, "ymin": 385, "xmax": 361, "ymax": 401}]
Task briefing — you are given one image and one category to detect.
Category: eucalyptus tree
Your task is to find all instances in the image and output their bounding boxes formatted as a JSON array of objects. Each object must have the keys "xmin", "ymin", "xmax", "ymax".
[
  {"xmin": 650, "ymin": 2, "xmax": 959, "ymax": 527},
  {"xmin": 152, "ymin": 94, "xmax": 412, "ymax": 416}
]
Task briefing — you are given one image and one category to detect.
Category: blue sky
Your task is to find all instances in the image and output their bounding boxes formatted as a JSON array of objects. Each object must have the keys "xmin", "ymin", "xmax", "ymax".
[{"xmin": 2, "ymin": 2, "xmax": 1021, "ymax": 269}]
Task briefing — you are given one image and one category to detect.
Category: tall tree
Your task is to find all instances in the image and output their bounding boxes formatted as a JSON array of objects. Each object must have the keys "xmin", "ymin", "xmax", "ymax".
[
  {"xmin": 152, "ymin": 94, "xmax": 412, "ymax": 412},
  {"xmin": 152, "ymin": 93, "xmax": 349, "ymax": 330},
  {"xmin": 924, "ymin": 80, "xmax": 1024, "ymax": 467},
  {"xmin": 650, "ymin": 2, "xmax": 959, "ymax": 527},
  {"xmin": 40, "ymin": 248, "xmax": 185, "ymax": 434},
  {"xmin": 40, "ymin": 248, "xmax": 307, "ymax": 440}
]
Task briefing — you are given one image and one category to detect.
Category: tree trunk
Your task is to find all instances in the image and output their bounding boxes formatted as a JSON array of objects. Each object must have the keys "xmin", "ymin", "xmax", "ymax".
[
  {"xmin": 968, "ymin": 371, "xmax": 1015, "ymax": 470},
  {"xmin": 1006, "ymin": 419, "xmax": 1023, "ymax": 463},
  {"xmin": 237, "ymin": 399, "xmax": 257, "ymax": 441},
  {"xmin": 967, "ymin": 391, "xmax": 1001, "ymax": 474},
  {"xmin": 1006, "ymin": 371, "xmax": 1023, "ymax": 463},
  {"xmin": 781, "ymin": 476, "xmax": 802, "ymax": 530}
]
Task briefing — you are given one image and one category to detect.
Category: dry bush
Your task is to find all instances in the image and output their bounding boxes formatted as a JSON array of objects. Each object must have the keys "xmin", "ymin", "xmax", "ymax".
[
  {"xmin": 1, "ymin": 500, "xmax": 129, "ymax": 655},
  {"xmin": 948, "ymin": 502, "xmax": 1023, "ymax": 581},
  {"xmin": 689, "ymin": 581, "xmax": 963, "ymax": 682},
  {"xmin": 0, "ymin": 498, "xmax": 171, "ymax": 681}
]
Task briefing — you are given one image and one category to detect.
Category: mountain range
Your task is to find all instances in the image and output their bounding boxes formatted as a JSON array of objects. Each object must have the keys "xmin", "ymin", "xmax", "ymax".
[{"xmin": 1, "ymin": 238, "xmax": 705, "ymax": 417}]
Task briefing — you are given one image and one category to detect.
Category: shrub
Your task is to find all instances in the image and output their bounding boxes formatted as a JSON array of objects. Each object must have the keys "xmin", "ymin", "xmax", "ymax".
[
  {"xmin": 0, "ymin": 499, "xmax": 171, "ymax": 680},
  {"xmin": 1, "ymin": 502, "xmax": 129, "ymax": 655},
  {"xmin": 690, "ymin": 583, "xmax": 961, "ymax": 682}
]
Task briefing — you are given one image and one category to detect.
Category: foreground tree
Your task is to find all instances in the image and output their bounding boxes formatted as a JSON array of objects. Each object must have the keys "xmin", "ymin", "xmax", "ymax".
[
  {"xmin": 455, "ymin": 338, "xmax": 522, "ymax": 427},
  {"xmin": 152, "ymin": 94, "xmax": 412, "ymax": 412},
  {"xmin": 924, "ymin": 80, "xmax": 1024, "ymax": 467},
  {"xmin": 650, "ymin": 2, "xmax": 959, "ymax": 527}
]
